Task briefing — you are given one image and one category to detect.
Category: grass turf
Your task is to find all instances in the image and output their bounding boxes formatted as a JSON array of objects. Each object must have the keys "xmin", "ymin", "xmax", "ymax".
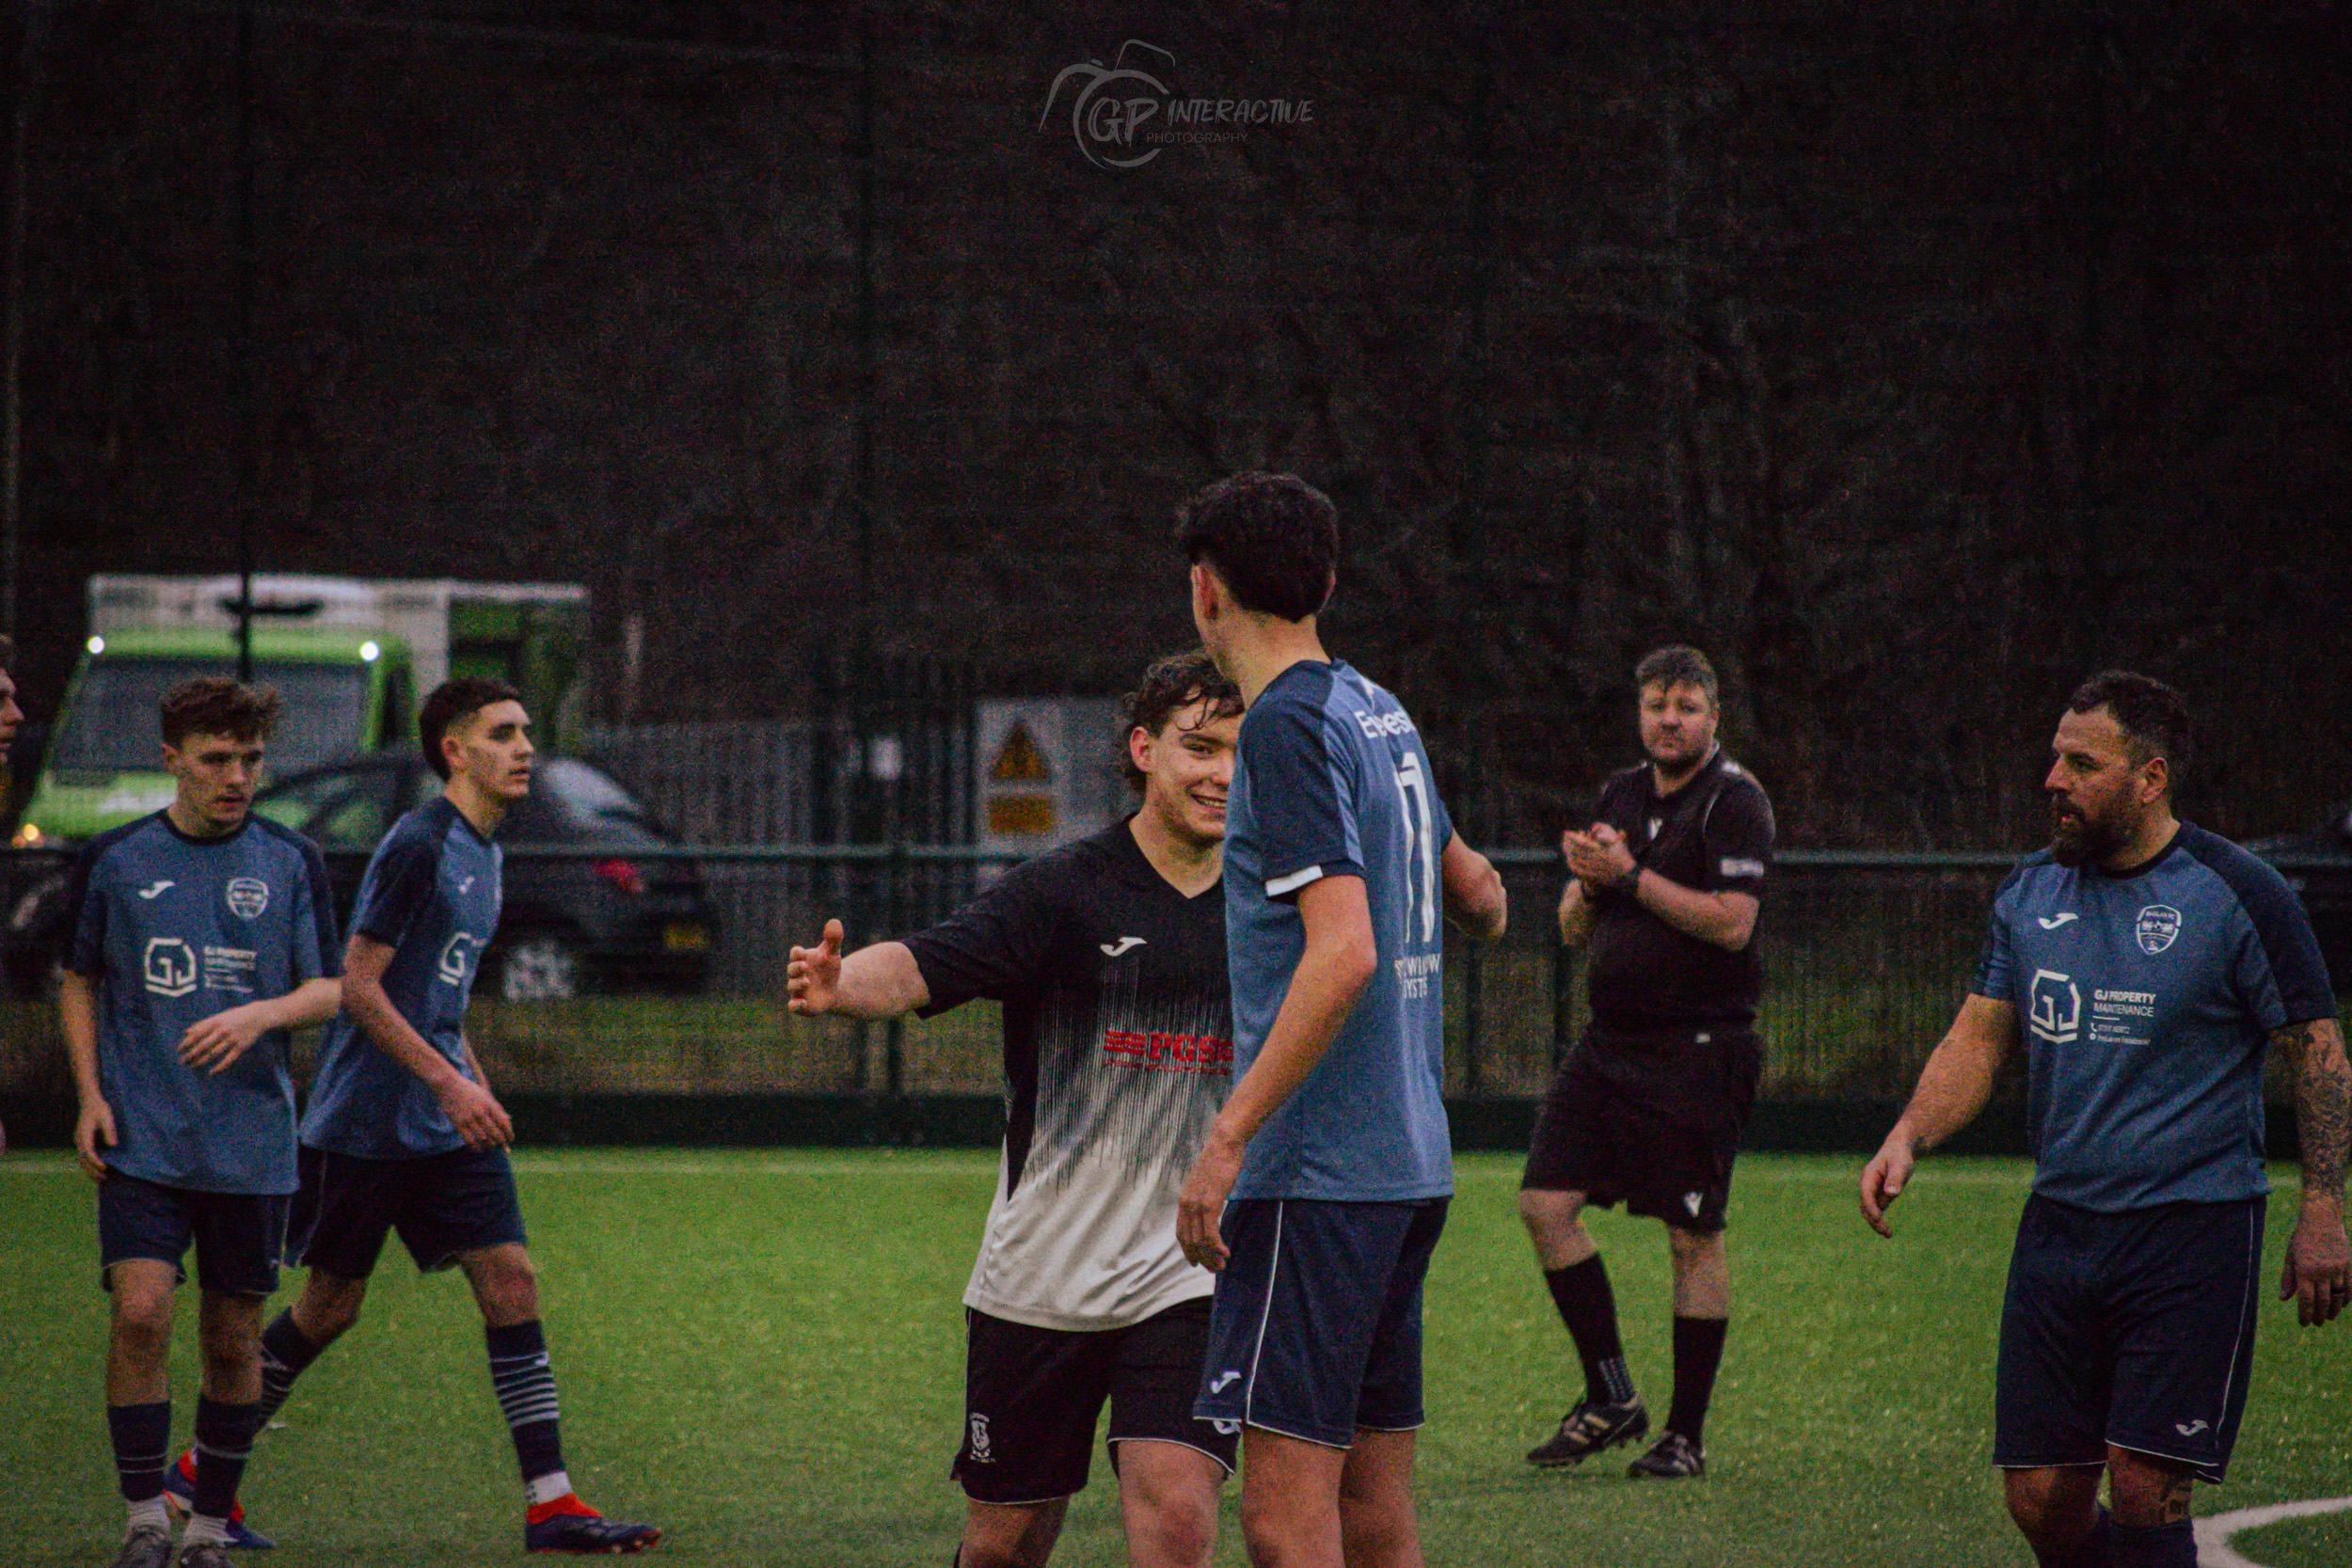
[{"xmin": 3, "ymin": 1149, "xmax": 2345, "ymax": 1566}]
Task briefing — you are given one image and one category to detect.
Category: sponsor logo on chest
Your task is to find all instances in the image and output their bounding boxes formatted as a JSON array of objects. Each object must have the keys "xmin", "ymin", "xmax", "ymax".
[
  {"xmin": 1102, "ymin": 1027, "xmax": 1232, "ymax": 1076},
  {"xmin": 225, "ymin": 878, "xmax": 269, "ymax": 919}
]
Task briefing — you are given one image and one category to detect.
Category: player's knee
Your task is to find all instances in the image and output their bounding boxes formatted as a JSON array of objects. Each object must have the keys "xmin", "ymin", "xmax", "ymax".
[
  {"xmin": 1133, "ymin": 1497, "xmax": 1215, "ymax": 1568},
  {"xmin": 299, "ymin": 1274, "xmax": 367, "ymax": 1340},
  {"xmin": 197, "ymin": 1319, "xmax": 261, "ymax": 1384},
  {"xmin": 1666, "ymin": 1227, "xmax": 1723, "ymax": 1264},
  {"xmin": 2003, "ymin": 1469, "xmax": 2093, "ymax": 1544},
  {"xmin": 108, "ymin": 1291, "xmax": 173, "ymax": 1365},
  {"xmin": 476, "ymin": 1252, "xmax": 541, "ymax": 1322},
  {"xmin": 1518, "ymin": 1187, "xmax": 1583, "ymax": 1240}
]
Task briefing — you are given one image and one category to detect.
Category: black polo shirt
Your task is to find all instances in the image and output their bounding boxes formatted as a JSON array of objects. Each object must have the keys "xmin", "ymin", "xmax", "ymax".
[{"xmin": 1583, "ymin": 746, "xmax": 1774, "ymax": 1032}]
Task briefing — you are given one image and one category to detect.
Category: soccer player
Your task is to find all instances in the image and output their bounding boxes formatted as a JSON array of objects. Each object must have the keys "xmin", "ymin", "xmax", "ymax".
[
  {"xmin": 1861, "ymin": 671, "xmax": 2349, "ymax": 1568},
  {"xmin": 1170, "ymin": 470, "xmax": 1508, "ymax": 1568},
  {"xmin": 1518, "ymin": 645, "xmax": 1773, "ymax": 1479},
  {"xmin": 787, "ymin": 651, "xmax": 1246, "ymax": 1568},
  {"xmin": 227, "ymin": 677, "xmax": 660, "ymax": 1555},
  {"xmin": 60, "ymin": 677, "xmax": 342, "ymax": 1568}
]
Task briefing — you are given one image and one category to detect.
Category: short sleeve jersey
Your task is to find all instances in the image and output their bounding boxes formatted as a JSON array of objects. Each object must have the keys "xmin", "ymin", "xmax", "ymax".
[
  {"xmin": 900, "ymin": 818, "xmax": 1232, "ymax": 1332},
  {"xmin": 1221, "ymin": 660, "xmax": 1454, "ymax": 1203},
  {"xmin": 1583, "ymin": 746, "xmax": 1774, "ymax": 1032},
  {"xmin": 1973, "ymin": 823, "xmax": 2333, "ymax": 1212},
  {"xmin": 300, "ymin": 796, "xmax": 502, "ymax": 1160},
  {"xmin": 62, "ymin": 811, "xmax": 340, "ymax": 1194}
]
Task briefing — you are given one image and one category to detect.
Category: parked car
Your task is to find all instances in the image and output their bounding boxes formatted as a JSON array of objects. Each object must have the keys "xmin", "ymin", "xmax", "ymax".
[
  {"xmin": 250, "ymin": 753, "xmax": 717, "ymax": 1000},
  {"xmin": 2249, "ymin": 802, "xmax": 2352, "ymax": 995}
]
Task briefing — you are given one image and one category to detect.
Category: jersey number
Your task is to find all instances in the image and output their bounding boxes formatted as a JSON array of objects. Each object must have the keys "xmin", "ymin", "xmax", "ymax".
[{"xmin": 1393, "ymin": 754, "xmax": 1438, "ymax": 945}]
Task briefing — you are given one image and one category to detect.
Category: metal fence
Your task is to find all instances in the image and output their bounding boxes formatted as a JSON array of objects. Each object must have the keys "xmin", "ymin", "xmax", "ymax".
[{"xmin": 0, "ymin": 842, "xmax": 2137, "ymax": 1102}]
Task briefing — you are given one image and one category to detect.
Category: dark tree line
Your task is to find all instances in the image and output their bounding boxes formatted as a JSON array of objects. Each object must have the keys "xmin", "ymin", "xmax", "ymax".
[{"xmin": 4, "ymin": 0, "xmax": 2347, "ymax": 847}]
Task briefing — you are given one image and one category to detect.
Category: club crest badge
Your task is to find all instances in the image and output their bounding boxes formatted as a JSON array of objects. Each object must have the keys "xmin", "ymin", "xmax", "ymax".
[
  {"xmin": 2135, "ymin": 904, "xmax": 2182, "ymax": 955},
  {"xmin": 225, "ymin": 878, "xmax": 270, "ymax": 919}
]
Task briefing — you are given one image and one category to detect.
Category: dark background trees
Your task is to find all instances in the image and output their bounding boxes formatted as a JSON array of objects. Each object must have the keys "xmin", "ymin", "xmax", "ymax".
[{"xmin": 4, "ymin": 0, "xmax": 2346, "ymax": 847}]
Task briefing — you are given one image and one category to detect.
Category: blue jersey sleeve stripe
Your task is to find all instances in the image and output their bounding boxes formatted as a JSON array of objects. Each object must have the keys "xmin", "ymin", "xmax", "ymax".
[{"xmin": 2177, "ymin": 827, "xmax": 2336, "ymax": 1027}]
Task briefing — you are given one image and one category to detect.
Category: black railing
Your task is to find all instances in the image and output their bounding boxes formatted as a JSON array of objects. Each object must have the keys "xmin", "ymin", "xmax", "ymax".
[{"xmin": 4, "ymin": 846, "xmax": 2343, "ymax": 1104}]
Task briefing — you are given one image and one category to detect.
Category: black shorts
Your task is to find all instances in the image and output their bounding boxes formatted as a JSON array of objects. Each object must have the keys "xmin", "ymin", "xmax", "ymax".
[
  {"xmin": 287, "ymin": 1144, "xmax": 528, "ymax": 1278},
  {"xmin": 1995, "ymin": 1193, "xmax": 2265, "ymax": 1485},
  {"xmin": 1519, "ymin": 1028, "xmax": 1756, "ymax": 1233},
  {"xmin": 98, "ymin": 1173, "xmax": 290, "ymax": 1296},
  {"xmin": 1194, "ymin": 1197, "xmax": 1448, "ymax": 1449},
  {"xmin": 953, "ymin": 1297, "xmax": 1237, "ymax": 1505}
]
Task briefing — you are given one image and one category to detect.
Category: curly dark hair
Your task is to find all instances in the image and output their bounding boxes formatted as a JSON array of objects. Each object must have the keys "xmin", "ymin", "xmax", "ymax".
[
  {"xmin": 1172, "ymin": 469, "xmax": 1340, "ymax": 623},
  {"xmin": 1120, "ymin": 650, "xmax": 1243, "ymax": 793},
  {"xmin": 2068, "ymin": 669, "xmax": 2191, "ymax": 790},
  {"xmin": 160, "ymin": 676, "xmax": 282, "ymax": 747},
  {"xmin": 421, "ymin": 675, "xmax": 523, "ymax": 780}
]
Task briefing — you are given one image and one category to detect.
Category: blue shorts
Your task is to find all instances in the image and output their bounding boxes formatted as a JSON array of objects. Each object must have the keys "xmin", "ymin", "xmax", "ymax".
[
  {"xmin": 1194, "ymin": 1197, "xmax": 1448, "ymax": 1449},
  {"xmin": 288, "ymin": 1144, "xmax": 527, "ymax": 1278},
  {"xmin": 1995, "ymin": 1193, "xmax": 2265, "ymax": 1484},
  {"xmin": 98, "ymin": 1173, "xmax": 289, "ymax": 1296}
]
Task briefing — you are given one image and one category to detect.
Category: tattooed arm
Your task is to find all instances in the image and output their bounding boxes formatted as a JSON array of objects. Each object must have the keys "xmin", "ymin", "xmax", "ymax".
[{"xmin": 2275, "ymin": 1016, "xmax": 2350, "ymax": 1327}]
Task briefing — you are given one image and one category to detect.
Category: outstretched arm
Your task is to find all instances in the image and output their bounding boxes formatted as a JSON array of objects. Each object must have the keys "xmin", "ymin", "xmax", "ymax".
[
  {"xmin": 2276, "ymin": 1016, "xmax": 2349, "ymax": 1326},
  {"xmin": 1860, "ymin": 993, "xmax": 2018, "ymax": 1237},
  {"xmin": 787, "ymin": 918, "xmax": 930, "ymax": 1020}
]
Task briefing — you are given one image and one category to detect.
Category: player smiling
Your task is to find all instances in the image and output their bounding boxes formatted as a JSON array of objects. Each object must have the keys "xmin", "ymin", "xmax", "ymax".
[{"xmin": 789, "ymin": 651, "xmax": 1247, "ymax": 1568}]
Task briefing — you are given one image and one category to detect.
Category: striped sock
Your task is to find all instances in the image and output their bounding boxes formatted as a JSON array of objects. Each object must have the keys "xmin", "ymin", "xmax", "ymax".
[
  {"xmin": 485, "ymin": 1321, "xmax": 566, "ymax": 1489},
  {"xmin": 253, "ymin": 1310, "xmax": 326, "ymax": 1427},
  {"xmin": 191, "ymin": 1395, "xmax": 262, "ymax": 1522},
  {"xmin": 105, "ymin": 1402, "xmax": 171, "ymax": 1506}
]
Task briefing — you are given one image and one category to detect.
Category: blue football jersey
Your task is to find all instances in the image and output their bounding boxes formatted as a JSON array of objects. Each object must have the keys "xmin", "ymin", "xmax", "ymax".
[
  {"xmin": 1974, "ymin": 823, "xmax": 2333, "ymax": 1212},
  {"xmin": 301, "ymin": 796, "xmax": 502, "ymax": 1160},
  {"xmin": 63, "ymin": 812, "xmax": 340, "ymax": 1194},
  {"xmin": 1222, "ymin": 660, "xmax": 1454, "ymax": 1202}
]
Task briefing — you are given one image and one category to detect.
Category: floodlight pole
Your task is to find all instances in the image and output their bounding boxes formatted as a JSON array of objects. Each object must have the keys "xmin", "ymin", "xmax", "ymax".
[
  {"xmin": 232, "ymin": 0, "xmax": 257, "ymax": 681},
  {"xmin": 0, "ymin": 3, "xmax": 49, "ymax": 645}
]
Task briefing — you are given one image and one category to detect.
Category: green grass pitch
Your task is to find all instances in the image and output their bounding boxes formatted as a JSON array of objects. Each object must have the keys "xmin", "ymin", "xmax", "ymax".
[{"xmin": 4, "ymin": 1150, "xmax": 2345, "ymax": 1566}]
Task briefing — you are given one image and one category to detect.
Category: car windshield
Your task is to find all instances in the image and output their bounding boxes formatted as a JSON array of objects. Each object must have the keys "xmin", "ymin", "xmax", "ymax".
[
  {"xmin": 49, "ymin": 657, "xmax": 369, "ymax": 777},
  {"xmin": 539, "ymin": 759, "xmax": 671, "ymax": 847}
]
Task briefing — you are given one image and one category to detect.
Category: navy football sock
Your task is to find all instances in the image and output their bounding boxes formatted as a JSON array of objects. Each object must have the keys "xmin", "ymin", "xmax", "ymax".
[
  {"xmin": 1543, "ymin": 1257, "xmax": 1636, "ymax": 1405},
  {"xmin": 485, "ymin": 1320, "xmax": 567, "ymax": 1487},
  {"xmin": 2103, "ymin": 1517, "xmax": 2196, "ymax": 1567},
  {"xmin": 191, "ymin": 1395, "xmax": 263, "ymax": 1521},
  {"xmin": 106, "ymin": 1401, "xmax": 172, "ymax": 1504},
  {"xmin": 2028, "ymin": 1504, "xmax": 2108, "ymax": 1568},
  {"xmin": 1664, "ymin": 1315, "xmax": 1728, "ymax": 1443},
  {"xmin": 253, "ymin": 1309, "xmax": 326, "ymax": 1427}
]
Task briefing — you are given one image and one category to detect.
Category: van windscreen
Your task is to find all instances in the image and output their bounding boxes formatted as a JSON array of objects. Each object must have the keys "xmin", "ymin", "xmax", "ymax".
[{"xmin": 50, "ymin": 657, "xmax": 371, "ymax": 777}]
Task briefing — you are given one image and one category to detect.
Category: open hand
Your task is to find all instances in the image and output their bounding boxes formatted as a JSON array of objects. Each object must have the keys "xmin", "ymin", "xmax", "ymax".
[
  {"xmin": 2280, "ymin": 1206, "xmax": 2350, "ymax": 1326},
  {"xmin": 74, "ymin": 1099, "xmax": 118, "ymax": 1183},
  {"xmin": 437, "ymin": 1074, "xmax": 514, "ymax": 1150},
  {"xmin": 1177, "ymin": 1131, "xmax": 1244, "ymax": 1272},
  {"xmin": 787, "ymin": 919, "xmax": 845, "ymax": 1016},
  {"xmin": 1859, "ymin": 1131, "xmax": 1915, "ymax": 1238},
  {"xmin": 180, "ymin": 1003, "xmax": 269, "ymax": 1074}
]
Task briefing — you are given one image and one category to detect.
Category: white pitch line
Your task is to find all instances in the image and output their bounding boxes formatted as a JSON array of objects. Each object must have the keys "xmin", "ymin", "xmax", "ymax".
[{"xmin": 2195, "ymin": 1494, "xmax": 2352, "ymax": 1568}]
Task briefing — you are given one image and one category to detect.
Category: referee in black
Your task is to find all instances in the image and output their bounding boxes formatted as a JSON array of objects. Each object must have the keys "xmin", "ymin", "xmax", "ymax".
[{"xmin": 1518, "ymin": 645, "xmax": 1774, "ymax": 1480}]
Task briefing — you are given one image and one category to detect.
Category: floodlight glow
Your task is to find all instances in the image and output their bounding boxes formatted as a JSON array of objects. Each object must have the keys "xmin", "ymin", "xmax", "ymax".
[
  {"xmin": 361, "ymin": 641, "xmax": 381, "ymax": 662},
  {"xmin": 87, "ymin": 636, "xmax": 104, "ymax": 656}
]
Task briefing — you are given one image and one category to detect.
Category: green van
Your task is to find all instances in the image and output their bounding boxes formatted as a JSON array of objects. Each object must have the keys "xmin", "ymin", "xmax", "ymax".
[{"xmin": 16, "ymin": 625, "xmax": 417, "ymax": 847}]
